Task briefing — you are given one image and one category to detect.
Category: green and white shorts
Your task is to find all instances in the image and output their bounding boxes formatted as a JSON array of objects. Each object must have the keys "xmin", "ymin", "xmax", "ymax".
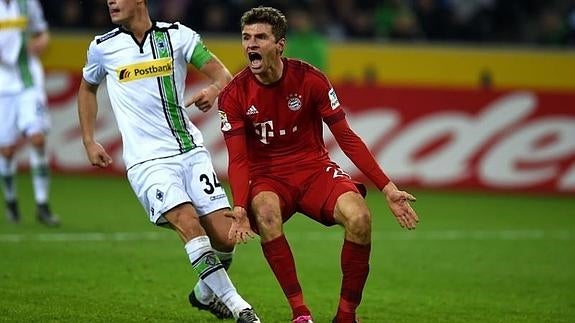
[
  {"xmin": 0, "ymin": 88, "xmax": 49, "ymax": 146},
  {"xmin": 127, "ymin": 148, "xmax": 230, "ymax": 225}
]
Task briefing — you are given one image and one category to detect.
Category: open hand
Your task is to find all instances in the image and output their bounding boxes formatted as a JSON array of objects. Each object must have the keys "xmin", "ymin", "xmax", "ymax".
[
  {"xmin": 225, "ymin": 207, "xmax": 256, "ymax": 244},
  {"xmin": 383, "ymin": 182, "xmax": 419, "ymax": 230}
]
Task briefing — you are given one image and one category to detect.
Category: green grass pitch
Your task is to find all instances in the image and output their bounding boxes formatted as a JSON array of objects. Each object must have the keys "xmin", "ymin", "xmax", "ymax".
[{"xmin": 0, "ymin": 174, "xmax": 574, "ymax": 322}]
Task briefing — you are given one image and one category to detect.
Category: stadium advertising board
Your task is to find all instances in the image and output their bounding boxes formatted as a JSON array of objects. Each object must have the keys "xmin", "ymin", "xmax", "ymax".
[{"xmin": 43, "ymin": 72, "xmax": 575, "ymax": 194}]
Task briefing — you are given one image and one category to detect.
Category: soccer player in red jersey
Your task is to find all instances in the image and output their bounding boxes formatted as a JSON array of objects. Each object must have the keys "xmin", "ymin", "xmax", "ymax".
[{"xmin": 218, "ymin": 6, "xmax": 420, "ymax": 323}]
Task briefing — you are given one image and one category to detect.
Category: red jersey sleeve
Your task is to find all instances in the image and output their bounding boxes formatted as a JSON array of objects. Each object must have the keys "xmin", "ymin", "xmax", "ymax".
[
  {"xmin": 218, "ymin": 83, "xmax": 250, "ymax": 209},
  {"xmin": 223, "ymin": 134, "xmax": 250, "ymax": 209},
  {"xmin": 327, "ymin": 107, "xmax": 390, "ymax": 190},
  {"xmin": 306, "ymin": 70, "xmax": 390, "ymax": 189},
  {"xmin": 308, "ymin": 69, "xmax": 344, "ymax": 120}
]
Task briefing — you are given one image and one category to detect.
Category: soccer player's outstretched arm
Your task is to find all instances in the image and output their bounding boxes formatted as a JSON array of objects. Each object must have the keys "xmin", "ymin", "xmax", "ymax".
[
  {"xmin": 27, "ymin": 30, "xmax": 49, "ymax": 56},
  {"xmin": 222, "ymin": 129, "xmax": 256, "ymax": 244},
  {"xmin": 329, "ymin": 117, "xmax": 419, "ymax": 229},
  {"xmin": 27, "ymin": 0, "xmax": 49, "ymax": 56},
  {"xmin": 77, "ymin": 79, "xmax": 113, "ymax": 168},
  {"xmin": 218, "ymin": 89, "xmax": 256, "ymax": 244},
  {"xmin": 186, "ymin": 56, "xmax": 232, "ymax": 112}
]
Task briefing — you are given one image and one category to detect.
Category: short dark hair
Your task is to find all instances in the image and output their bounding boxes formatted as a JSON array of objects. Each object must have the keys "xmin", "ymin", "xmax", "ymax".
[{"xmin": 240, "ymin": 6, "xmax": 287, "ymax": 42}]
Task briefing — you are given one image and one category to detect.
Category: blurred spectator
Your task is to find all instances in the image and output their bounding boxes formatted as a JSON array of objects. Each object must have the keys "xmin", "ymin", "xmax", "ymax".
[
  {"xmin": 534, "ymin": 8, "xmax": 569, "ymax": 45},
  {"xmin": 374, "ymin": 0, "xmax": 420, "ymax": 40},
  {"xmin": 413, "ymin": 0, "xmax": 452, "ymax": 40},
  {"xmin": 203, "ymin": 3, "xmax": 234, "ymax": 33},
  {"xmin": 449, "ymin": 0, "xmax": 496, "ymax": 42},
  {"xmin": 88, "ymin": 1, "xmax": 110, "ymax": 29},
  {"xmin": 40, "ymin": 0, "xmax": 575, "ymax": 47},
  {"xmin": 285, "ymin": 6, "xmax": 328, "ymax": 71},
  {"xmin": 569, "ymin": 6, "xmax": 575, "ymax": 44},
  {"xmin": 59, "ymin": 0, "xmax": 84, "ymax": 28},
  {"xmin": 155, "ymin": 0, "xmax": 191, "ymax": 24},
  {"xmin": 42, "ymin": 0, "xmax": 85, "ymax": 28},
  {"xmin": 331, "ymin": 0, "xmax": 376, "ymax": 38}
]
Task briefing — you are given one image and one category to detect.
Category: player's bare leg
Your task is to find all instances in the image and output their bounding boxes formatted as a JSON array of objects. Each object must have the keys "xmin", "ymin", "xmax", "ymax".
[
  {"xmin": 332, "ymin": 191, "xmax": 372, "ymax": 323},
  {"xmin": 165, "ymin": 203, "xmax": 260, "ymax": 322},
  {"xmin": 253, "ymin": 191, "xmax": 313, "ymax": 322}
]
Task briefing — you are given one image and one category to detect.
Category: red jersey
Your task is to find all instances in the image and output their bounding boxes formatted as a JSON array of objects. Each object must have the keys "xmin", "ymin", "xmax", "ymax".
[
  {"xmin": 219, "ymin": 58, "xmax": 388, "ymax": 208},
  {"xmin": 220, "ymin": 58, "xmax": 341, "ymax": 171}
]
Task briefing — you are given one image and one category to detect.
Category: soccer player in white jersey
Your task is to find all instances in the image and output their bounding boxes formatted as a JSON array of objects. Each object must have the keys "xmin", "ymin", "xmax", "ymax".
[
  {"xmin": 77, "ymin": 1, "xmax": 261, "ymax": 322},
  {"xmin": 0, "ymin": 0, "xmax": 59, "ymax": 226}
]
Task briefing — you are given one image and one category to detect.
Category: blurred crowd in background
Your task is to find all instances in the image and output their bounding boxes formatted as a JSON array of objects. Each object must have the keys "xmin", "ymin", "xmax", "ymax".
[{"xmin": 43, "ymin": 0, "xmax": 575, "ymax": 47}]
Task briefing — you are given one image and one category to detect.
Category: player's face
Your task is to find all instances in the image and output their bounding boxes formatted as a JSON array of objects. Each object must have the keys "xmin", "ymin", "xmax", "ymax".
[
  {"xmin": 107, "ymin": 0, "xmax": 141, "ymax": 25},
  {"xmin": 242, "ymin": 23, "xmax": 285, "ymax": 76}
]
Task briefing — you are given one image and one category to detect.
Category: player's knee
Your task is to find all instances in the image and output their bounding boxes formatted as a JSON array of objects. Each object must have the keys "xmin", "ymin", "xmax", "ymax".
[
  {"xmin": 254, "ymin": 201, "xmax": 279, "ymax": 223},
  {"xmin": 345, "ymin": 210, "xmax": 372, "ymax": 237},
  {"xmin": 164, "ymin": 204, "xmax": 204, "ymax": 240},
  {"xmin": 211, "ymin": 235, "xmax": 235, "ymax": 252},
  {"xmin": 256, "ymin": 212, "xmax": 282, "ymax": 230},
  {"xmin": 254, "ymin": 211, "xmax": 282, "ymax": 240},
  {"xmin": 28, "ymin": 133, "xmax": 46, "ymax": 147},
  {"xmin": 252, "ymin": 194, "xmax": 283, "ymax": 239},
  {"xmin": 0, "ymin": 146, "xmax": 16, "ymax": 158}
]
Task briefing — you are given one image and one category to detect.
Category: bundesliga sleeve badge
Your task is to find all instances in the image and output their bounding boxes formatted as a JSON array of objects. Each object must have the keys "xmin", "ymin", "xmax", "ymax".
[{"xmin": 219, "ymin": 111, "xmax": 232, "ymax": 131}]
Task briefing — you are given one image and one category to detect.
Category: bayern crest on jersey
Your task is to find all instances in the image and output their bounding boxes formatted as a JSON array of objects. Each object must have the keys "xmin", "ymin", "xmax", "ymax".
[{"xmin": 287, "ymin": 93, "xmax": 302, "ymax": 111}]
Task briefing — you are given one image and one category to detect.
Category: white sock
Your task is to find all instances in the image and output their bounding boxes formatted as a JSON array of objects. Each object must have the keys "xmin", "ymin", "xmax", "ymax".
[
  {"xmin": 0, "ymin": 156, "xmax": 17, "ymax": 201},
  {"xmin": 193, "ymin": 248, "xmax": 235, "ymax": 304},
  {"xmin": 29, "ymin": 147, "xmax": 50, "ymax": 204},
  {"xmin": 185, "ymin": 236, "xmax": 250, "ymax": 317}
]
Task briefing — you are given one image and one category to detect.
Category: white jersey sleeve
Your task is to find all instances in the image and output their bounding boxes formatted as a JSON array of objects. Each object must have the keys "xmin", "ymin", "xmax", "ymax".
[
  {"xmin": 178, "ymin": 23, "xmax": 213, "ymax": 69},
  {"xmin": 27, "ymin": 0, "xmax": 47, "ymax": 33},
  {"xmin": 82, "ymin": 39, "xmax": 106, "ymax": 85},
  {"xmin": 178, "ymin": 23, "xmax": 200, "ymax": 64}
]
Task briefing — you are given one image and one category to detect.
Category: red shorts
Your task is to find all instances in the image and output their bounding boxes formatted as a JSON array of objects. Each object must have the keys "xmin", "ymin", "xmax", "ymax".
[{"xmin": 248, "ymin": 161, "xmax": 366, "ymax": 231}]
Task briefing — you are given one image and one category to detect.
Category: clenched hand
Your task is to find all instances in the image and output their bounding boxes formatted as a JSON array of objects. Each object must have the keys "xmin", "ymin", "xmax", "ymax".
[
  {"xmin": 185, "ymin": 84, "xmax": 219, "ymax": 112},
  {"xmin": 84, "ymin": 142, "xmax": 113, "ymax": 168}
]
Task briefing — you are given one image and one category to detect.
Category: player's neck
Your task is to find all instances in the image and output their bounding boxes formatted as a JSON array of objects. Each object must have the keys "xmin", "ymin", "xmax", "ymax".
[
  {"xmin": 122, "ymin": 13, "xmax": 152, "ymax": 42},
  {"xmin": 256, "ymin": 58, "xmax": 284, "ymax": 85}
]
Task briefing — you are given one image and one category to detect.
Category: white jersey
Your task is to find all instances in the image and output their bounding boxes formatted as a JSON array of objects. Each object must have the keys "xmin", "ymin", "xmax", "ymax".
[
  {"xmin": 0, "ymin": 0, "xmax": 47, "ymax": 95},
  {"xmin": 83, "ymin": 21, "xmax": 212, "ymax": 170}
]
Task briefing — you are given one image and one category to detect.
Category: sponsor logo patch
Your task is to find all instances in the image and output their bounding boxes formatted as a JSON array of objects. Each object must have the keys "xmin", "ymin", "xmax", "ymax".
[
  {"xmin": 209, "ymin": 194, "xmax": 227, "ymax": 201},
  {"xmin": 116, "ymin": 57, "xmax": 172, "ymax": 82},
  {"xmin": 328, "ymin": 88, "xmax": 340, "ymax": 110},
  {"xmin": 0, "ymin": 16, "xmax": 27, "ymax": 30}
]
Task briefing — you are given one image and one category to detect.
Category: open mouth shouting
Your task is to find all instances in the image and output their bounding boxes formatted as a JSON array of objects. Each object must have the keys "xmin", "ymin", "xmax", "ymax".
[{"xmin": 248, "ymin": 52, "xmax": 263, "ymax": 70}]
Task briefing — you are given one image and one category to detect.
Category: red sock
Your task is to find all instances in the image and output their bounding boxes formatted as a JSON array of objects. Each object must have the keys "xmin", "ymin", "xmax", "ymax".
[
  {"xmin": 262, "ymin": 235, "xmax": 310, "ymax": 318},
  {"xmin": 337, "ymin": 239, "xmax": 371, "ymax": 320}
]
